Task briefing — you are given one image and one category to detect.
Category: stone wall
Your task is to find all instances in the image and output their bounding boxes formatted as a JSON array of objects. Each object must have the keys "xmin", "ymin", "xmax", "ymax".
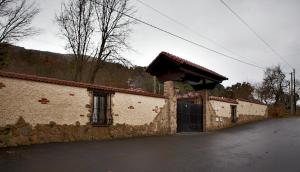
[
  {"xmin": 237, "ymin": 115, "xmax": 266, "ymax": 124},
  {"xmin": 237, "ymin": 100, "xmax": 267, "ymax": 117},
  {"xmin": 0, "ymin": 117, "xmax": 170, "ymax": 148},
  {"xmin": 206, "ymin": 101, "xmax": 232, "ymax": 131},
  {"xmin": 237, "ymin": 100, "xmax": 267, "ymax": 124},
  {"xmin": 0, "ymin": 76, "xmax": 90, "ymax": 127},
  {"xmin": 209, "ymin": 100, "xmax": 237, "ymax": 118},
  {"xmin": 206, "ymin": 99, "xmax": 268, "ymax": 131},
  {"xmin": 163, "ymin": 81, "xmax": 177, "ymax": 134},
  {"xmin": 0, "ymin": 76, "xmax": 172, "ymax": 148},
  {"xmin": 112, "ymin": 92, "xmax": 166, "ymax": 125}
]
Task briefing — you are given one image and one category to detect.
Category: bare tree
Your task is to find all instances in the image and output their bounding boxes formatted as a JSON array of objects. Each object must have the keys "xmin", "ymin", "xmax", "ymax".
[
  {"xmin": 88, "ymin": 0, "xmax": 134, "ymax": 83},
  {"xmin": 56, "ymin": 0, "xmax": 134, "ymax": 83},
  {"xmin": 255, "ymin": 83, "xmax": 272, "ymax": 104},
  {"xmin": 56, "ymin": 0, "xmax": 94, "ymax": 81},
  {"xmin": 256, "ymin": 66, "xmax": 289, "ymax": 105},
  {"xmin": 0, "ymin": 0, "xmax": 39, "ymax": 43}
]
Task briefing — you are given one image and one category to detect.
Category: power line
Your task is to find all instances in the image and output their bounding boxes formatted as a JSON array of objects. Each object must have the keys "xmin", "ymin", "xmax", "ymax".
[
  {"xmin": 136, "ymin": 0, "xmax": 263, "ymax": 68},
  {"xmin": 128, "ymin": 14, "xmax": 265, "ymax": 70},
  {"xmin": 219, "ymin": 0, "xmax": 293, "ymax": 69},
  {"xmin": 102, "ymin": 3, "xmax": 266, "ymax": 70}
]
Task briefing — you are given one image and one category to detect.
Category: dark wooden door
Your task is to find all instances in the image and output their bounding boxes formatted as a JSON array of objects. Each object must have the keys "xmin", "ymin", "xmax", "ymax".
[
  {"xmin": 231, "ymin": 105, "xmax": 237, "ymax": 123},
  {"xmin": 177, "ymin": 101, "xmax": 203, "ymax": 132}
]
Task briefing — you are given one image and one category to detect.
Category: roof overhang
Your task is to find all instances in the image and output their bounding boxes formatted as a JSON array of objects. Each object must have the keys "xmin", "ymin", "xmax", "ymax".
[{"xmin": 146, "ymin": 52, "xmax": 228, "ymax": 90}]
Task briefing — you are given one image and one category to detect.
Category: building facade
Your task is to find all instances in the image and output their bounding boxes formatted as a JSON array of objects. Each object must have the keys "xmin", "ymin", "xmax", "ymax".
[{"xmin": 0, "ymin": 52, "xmax": 268, "ymax": 148}]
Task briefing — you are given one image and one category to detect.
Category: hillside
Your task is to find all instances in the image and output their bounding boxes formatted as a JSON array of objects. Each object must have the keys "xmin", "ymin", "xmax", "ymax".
[{"xmin": 0, "ymin": 44, "xmax": 156, "ymax": 92}]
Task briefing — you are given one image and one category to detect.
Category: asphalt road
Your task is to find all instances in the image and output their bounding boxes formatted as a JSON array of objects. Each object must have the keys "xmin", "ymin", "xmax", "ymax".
[{"xmin": 1, "ymin": 117, "xmax": 300, "ymax": 172}]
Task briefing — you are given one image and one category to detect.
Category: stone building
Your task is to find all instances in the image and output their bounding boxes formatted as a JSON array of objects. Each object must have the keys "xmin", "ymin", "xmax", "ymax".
[{"xmin": 0, "ymin": 52, "xmax": 267, "ymax": 147}]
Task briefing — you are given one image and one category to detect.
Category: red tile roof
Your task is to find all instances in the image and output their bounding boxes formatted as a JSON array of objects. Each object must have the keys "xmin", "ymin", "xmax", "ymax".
[
  {"xmin": 209, "ymin": 96, "xmax": 238, "ymax": 104},
  {"xmin": 177, "ymin": 91, "xmax": 203, "ymax": 100},
  {"xmin": 209, "ymin": 96, "xmax": 266, "ymax": 105},
  {"xmin": 0, "ymin": 71, "xmax": 165, "ymax": 99},
  {"xmin": 177, "ymin": 92, "xmax": 239, "ymax": 104},
  {"xmin": 237, "ymin": 98, "xmax": 266, "ymax": 105},
  {"xmin": 149, "ymin": 52, "xmax": 228, "ymax": 80},
  {"xmin": 177, "ymin": 92, "xmax": 266, "ymax": 106}
]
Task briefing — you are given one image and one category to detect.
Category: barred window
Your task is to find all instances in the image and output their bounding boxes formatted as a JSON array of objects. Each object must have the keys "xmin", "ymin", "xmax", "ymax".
[{"xmin": 91, "ymin": 92, "xmax": 112, "ymax": 125}]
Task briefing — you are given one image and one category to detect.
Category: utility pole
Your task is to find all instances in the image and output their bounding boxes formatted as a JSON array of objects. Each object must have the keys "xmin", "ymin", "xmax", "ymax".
[
  {"xmin": 294, "ymin": 69, "xmax": 296, "ymax": 114},
  {"xmin": 291, "ymin": 72, "xmax": 294, "ymax": 115}
]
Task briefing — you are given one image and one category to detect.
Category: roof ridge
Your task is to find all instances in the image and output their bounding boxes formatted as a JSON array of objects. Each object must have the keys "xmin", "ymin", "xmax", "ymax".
[{"xmin": 160, "ymin": 51, "xmax": 228, "ymax": 79}]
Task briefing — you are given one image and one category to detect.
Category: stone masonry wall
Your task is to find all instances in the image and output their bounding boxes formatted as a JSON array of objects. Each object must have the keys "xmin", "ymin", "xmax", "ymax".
[
  {"xmin": 237, "ymin": 100, "xmax": 268, "ymax": 124},
  {"xmin": 0, "ymin": 117, "xmax": 170, "ymax": 148},
  {"xmin": 209, "ymin": 100, "xmax": 236, "ymax": 118},
  {"xmin": 237, "ymin": 100, "xmax": 267, "ymax": 117},
  {"xmin": 0, "ymin": 76, "xmax": 171, "ymax": 148},
  {"xmin": 112, "ymin": 92, "xmax": 166, "ymax": 125},
  {"xmin": 0, "ymin": 76, "xmax": 90, "ymax": 126},
  {"xmin": 206, "ymin": 101, "xmax": 232, "ymax": 131},
  {"xmin": 163, "ymin": 81, "xmax": 177, "ymax": 134},
  {"xmin": 0, "ymin": 101, "xmax": 170, "ymax": 148},
  {"xmin": 237, "ymin": 115, "xmax": 266, "ymax": 124},
  {"xmin": 206, "ymin": 99, "xmax": 268, "ymax": 131}
]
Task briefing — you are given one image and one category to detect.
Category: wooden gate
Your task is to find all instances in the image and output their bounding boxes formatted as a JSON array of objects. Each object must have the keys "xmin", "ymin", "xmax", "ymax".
[{"xmin": 177, "ymin": 100, "xmax": 203, "ymax": 132}]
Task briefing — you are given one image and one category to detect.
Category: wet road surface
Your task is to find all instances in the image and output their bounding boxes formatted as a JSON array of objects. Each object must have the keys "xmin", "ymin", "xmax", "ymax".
[{"xmin": 1, "ymin": 117, "xmax": 300, "ymax": 172}]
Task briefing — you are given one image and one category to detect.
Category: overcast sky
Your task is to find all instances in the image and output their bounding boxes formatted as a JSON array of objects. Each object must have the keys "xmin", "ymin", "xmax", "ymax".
[{"xmin": 17, "ymin": 0, "xmax": 300, "ymax": 86}]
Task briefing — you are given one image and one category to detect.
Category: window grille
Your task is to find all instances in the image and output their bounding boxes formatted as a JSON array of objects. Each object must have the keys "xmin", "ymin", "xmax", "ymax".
[{"xmin": 91, "ymin": 92, "xmax": 112, "ymax": 125}]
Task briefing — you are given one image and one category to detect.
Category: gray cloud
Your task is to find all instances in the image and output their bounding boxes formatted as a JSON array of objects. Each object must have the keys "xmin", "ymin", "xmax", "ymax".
[{"xmin": 17, "ymin": 0, "xmax": 300, "ymax": 86}]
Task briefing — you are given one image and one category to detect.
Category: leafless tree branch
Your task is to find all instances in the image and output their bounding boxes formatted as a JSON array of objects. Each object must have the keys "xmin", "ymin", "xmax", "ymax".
[
  {"xmin": 87, "ymin": 0, "xmax": 135, "ymax": 83},
  {"xmin": 0, "ymin": 0, "xmax": 40, "ymax": 43},
  {"xmin": 56, "ymin": 0, "xmax": 94, "ymax": 81},
  {"xmin": 57, "ymin": 0, "xmax": 135, "ymax": 83},
  {"xmin": 256, "ymin": 65, "xmax": 289, "ymax": 105}
]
